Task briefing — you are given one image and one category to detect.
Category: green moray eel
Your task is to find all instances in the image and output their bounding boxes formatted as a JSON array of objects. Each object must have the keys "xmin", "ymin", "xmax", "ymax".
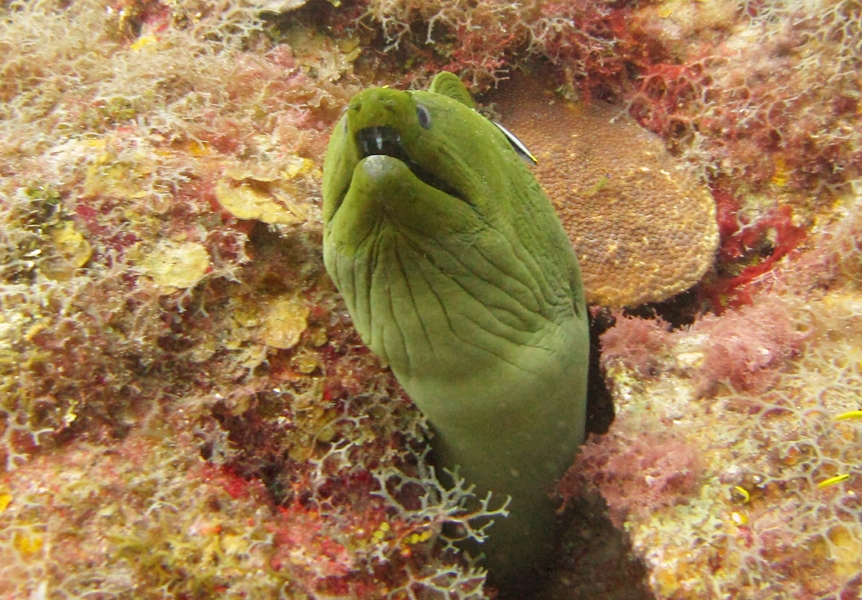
[{"xmin": 322, "ymin": 72, "xmax": 589, "ymax": 594}]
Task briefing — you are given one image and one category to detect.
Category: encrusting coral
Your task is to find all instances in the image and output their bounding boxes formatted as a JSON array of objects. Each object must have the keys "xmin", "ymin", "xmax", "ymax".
[{"xmin": 490, "ymin": 73, "xmax": 719, "ymax": 307}]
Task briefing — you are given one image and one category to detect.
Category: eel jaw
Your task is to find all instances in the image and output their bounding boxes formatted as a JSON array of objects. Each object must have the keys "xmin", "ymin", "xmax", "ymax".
[
  {"xmin": 355, "ymin": 126, "xmax": 468, "ymax": 204},
  {"xmin": 357, "ymin": 125, "xmax": 410, "ymax": 163}
]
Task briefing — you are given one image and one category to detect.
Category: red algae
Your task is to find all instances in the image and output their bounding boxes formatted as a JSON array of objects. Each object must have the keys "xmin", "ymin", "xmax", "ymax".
[
  {"xmin": 702, "ymin": 187, "xmax": 808, "ymax": 311},
  {"xmin": 688, "ymin": 296, "xmax": 809, "ymax": 394},
  {"xmin": 575, "ymin": 431, "xmax": 704, "ymax": 529},
  {"xmin": 600, "ymin": 313, "xmax": 673, "ymax": 377}
]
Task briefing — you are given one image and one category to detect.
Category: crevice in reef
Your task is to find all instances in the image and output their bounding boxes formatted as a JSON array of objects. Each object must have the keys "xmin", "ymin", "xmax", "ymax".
[
  {"xmin": 587, "ymin": 307, "xmax": 616, "ymax": 436},
  {"xmin": 544, "ymin": 490, "xmax": 657, "ymax": 600}
]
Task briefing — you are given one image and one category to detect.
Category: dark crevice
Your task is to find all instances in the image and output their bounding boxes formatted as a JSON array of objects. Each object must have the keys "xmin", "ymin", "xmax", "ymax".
[
  {"xmin": 586, "ymin": 307, "xmax": 615, "ymax": 435},
  {"xmin": 623, "ymin": 287, "xmax": 705, "ymax": 329}
]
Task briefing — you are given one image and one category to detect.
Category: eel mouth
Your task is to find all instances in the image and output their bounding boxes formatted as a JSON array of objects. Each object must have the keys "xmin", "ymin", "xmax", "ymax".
[{"xmin": 355, "ymin": 126, "xmax": 468, "ymax": 203}]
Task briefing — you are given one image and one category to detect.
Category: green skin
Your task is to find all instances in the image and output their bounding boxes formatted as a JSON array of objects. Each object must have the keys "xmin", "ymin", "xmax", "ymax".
[{"xmin": 322, "ymin": 72, "xmax": 589, "ymax": 592}]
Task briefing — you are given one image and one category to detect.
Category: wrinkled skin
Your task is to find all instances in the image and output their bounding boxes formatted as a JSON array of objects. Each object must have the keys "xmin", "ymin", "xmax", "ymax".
[{"xmin": 322, "ymin": 72, "xmax": 589, "ymax": 595}]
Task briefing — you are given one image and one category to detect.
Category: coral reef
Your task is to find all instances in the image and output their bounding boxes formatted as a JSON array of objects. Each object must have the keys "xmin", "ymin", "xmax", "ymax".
[
  {"xmin": 2, "ymin": 0, "xmax": 861, "ymax": 597},
  {"xmin": 702, "ymin": 187, "xmax": 808, "ymax": 311},
  {"xmin": 569, "ymin": 188, "xmax": 862, "ymax": 599},
  {"xmin": 0, "ymin": 1, "xmax": 504, "ymax": 597},
  {"xmin": 357, "ymin": 0, "xmax": 665, "ymax": 97},
  {"xmin": 358, "ymin": 0, "xmax": 858, "ymax": 301},
  {"xmin": 489, "ymin": 73, "xmax": 718, "ymax": 307},
  {"xmin": 0, "ymin": 387, "xmax": 503, "ymax": 598},
  {"xmin": 557, "ymin": 0, "xmax": 862, "ymax": 590},
  {"xmin": 633, "ymin": 0, "xmax": 861, "ymax": 197}
]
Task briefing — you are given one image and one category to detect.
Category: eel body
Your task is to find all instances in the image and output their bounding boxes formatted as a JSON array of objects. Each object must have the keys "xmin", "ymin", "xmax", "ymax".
[{"xmin": 321, "ymin": 72, "xmax": 589, "ymax": 594}]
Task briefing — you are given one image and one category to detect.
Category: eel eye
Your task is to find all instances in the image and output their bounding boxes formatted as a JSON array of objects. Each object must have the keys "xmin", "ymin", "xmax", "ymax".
[{"xmin": 416, "ymin": 104, "xmax": 431, "ymax": 130}]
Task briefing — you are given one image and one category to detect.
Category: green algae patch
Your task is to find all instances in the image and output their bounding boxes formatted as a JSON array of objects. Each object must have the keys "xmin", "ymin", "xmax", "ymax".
[
  {"xmin": 39, "ymin": 221, "xmax": 94, "ymax": 281},
  {"xmin": 258, "ymin": 295, "xmax": 309, "ymax": 350},
  {"xmin": 215, "ymin": 167, "xmax": 311, "ymax": 226},
  {"xmin": 137, "ymin": 241, "xmax": 210, "ymax": 290},
  {"xmin": 51, "ymin": 222, "xmax": 93, "ymax": 268}
]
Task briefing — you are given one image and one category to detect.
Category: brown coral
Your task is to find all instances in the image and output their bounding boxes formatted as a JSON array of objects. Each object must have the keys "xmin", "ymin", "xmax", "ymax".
[{"xmin": 489, "ymin": 74, "xmax": 718, "ymax": 307}]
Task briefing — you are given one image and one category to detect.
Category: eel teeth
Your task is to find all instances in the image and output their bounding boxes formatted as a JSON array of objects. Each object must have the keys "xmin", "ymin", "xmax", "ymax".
[
  {"xmin": 357, "ymin": 126, "xmax": 403, "ymax": 160},
  {"xmin": 354, "ymin": 125, "xmax": 470, "ymax": 205}
]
